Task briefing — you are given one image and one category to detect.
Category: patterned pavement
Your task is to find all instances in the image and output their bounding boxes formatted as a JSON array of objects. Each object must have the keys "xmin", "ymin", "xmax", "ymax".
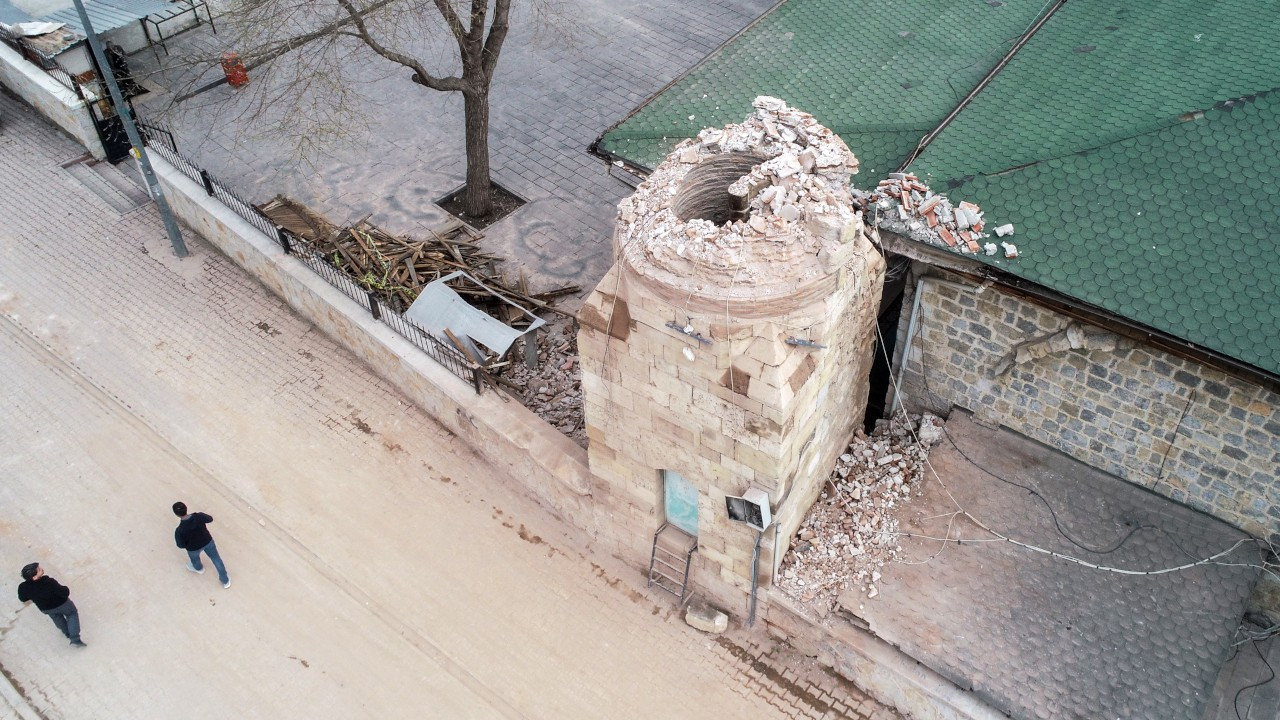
[
  {"xmin": 129, "ymin": 0, "xmax": 779, "ymax": 305},
  {"xmin": 853, "ymin": 412, "xmax": 1261, "ymax": 720}
]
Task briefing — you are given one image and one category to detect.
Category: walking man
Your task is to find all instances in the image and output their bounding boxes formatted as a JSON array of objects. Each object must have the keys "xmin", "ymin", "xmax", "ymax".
[
  {"xmin": 173, "ymin": 502, "xmax": 230, "ymax": 588},
  {"xmin": 17, "ymin": 563, "xmax": 86, "ymax": 647}
]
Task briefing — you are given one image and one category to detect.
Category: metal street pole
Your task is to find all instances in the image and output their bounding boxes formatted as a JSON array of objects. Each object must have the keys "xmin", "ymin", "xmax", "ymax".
[{"xmin": 71, "ymin": 0, "xmax": 188, "ymax": 257}]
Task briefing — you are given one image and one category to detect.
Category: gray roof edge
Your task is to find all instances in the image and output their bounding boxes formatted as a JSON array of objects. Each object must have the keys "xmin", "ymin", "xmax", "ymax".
[{"xmin": 879, "ymin": 231, "xmax": 1280, "ymax": 394}]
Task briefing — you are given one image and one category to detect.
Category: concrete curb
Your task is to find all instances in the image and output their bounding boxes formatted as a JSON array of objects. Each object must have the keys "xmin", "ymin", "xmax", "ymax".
[{"xmin": 763, "ymin": 591, "xmax": 1005, "ymax": 720}]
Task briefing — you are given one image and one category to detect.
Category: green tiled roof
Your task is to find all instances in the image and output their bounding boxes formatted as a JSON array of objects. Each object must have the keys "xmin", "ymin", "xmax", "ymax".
[
  {"xmin": 916, "ymin": 0, "xmax": 1280, "ymax": 180},
  {"xmin": 913, "ymin": 0, "xmax": 1280, "ymax": 376},
  {"xmin": 598, "ymin": 0, "xmax": 1051, "ymax": 184},
  {"xmin": 936, "ymin": 91, "xmax": 1280, "ymax": 374},
  {"xmin": 599, "ymin": 0, "xmax": 1280, "ymax": 376}
]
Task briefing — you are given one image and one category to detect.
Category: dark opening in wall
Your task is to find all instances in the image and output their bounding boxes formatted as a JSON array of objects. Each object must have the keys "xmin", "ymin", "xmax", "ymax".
[{"xmin": 671, "ymin": 153, "xmax": 764, "ymax": 226}]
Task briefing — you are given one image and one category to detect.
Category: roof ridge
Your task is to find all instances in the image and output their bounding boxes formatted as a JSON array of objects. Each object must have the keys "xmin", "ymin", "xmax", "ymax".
[{"xmin": 940, "ymin": 85, "xmax": 1280, "ymax": 189}]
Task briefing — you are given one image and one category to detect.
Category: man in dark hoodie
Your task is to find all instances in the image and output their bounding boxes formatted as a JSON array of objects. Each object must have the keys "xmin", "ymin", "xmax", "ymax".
[
  {"xmin": 17, "ymin": 563, "xmax": 85, "ymax": 647},
  {"xmin": 173, "ymin": 502, "xmax": 230, "ymax": 588}
]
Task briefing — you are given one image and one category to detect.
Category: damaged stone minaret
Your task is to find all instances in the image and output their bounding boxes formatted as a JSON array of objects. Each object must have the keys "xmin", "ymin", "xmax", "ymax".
[{"xmin": 578, "ymin": 97, "xmax": 885, "ymax": 607}]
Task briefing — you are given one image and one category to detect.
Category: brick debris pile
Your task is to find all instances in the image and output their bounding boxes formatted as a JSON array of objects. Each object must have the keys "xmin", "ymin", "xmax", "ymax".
[
  {"xmin": 615, "ymin": 96, "xmax": 864, "ymax": 292},
  {"xmin": 776, "ymin": 412, "xmax": 945, "ymax": 614},
  {"xmin": 853, "ymin": 173, "xmax": 1019, "ymax": 259},
  {"xmin": 502, "ymin": 319, "xmax": 586, "ymax": 448}
]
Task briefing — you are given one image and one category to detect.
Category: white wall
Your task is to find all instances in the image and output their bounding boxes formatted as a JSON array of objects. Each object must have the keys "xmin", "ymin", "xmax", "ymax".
[{"xmin": 0, "ymin": 41, "xmax": 104, "ymax": 158}]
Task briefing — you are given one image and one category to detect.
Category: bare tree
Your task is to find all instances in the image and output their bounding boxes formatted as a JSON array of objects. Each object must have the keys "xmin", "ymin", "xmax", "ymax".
[{"xmin": 200, "ymin": 0, "xmax": 537, "ymax": 218}]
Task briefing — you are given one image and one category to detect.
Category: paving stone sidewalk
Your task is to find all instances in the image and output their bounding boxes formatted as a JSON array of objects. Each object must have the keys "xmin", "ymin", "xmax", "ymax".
[
  {"xmin": 0, "ymin": 87, "xmax": 893, "ymax": 719},
  {"xmin": 131, "ymin": 0, "xmax": 778, "ymax": 307}
]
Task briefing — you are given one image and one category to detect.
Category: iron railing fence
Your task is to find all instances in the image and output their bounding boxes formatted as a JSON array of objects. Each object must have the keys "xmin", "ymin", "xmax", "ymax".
[
  {"xmin": 377, "ymin": 304, "xmax": 486, "ymax": 394},
  {"xmin": 134, "ymin": 120, "xmax": 486, "ymax": 392},
  {"xmin": 0, "ymin": 27, "xmax": 85, "ymax": 97},
  {"xmin": 137, "ymin": 118, "xmax": 178, "ymax": 152},
  {"xmin": 286, "ymin": 231, "xmax": 378, "ymax": 308}
]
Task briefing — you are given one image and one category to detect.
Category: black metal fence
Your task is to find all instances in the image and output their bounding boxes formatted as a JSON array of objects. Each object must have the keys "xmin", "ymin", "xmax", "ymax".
[
  {"xmin": 135, "ymin": 118, "xmax": 486, "ymax": 393},
  {"xmin": 0, "ymin": 26, "xmax": 88, "ymax": 98}
]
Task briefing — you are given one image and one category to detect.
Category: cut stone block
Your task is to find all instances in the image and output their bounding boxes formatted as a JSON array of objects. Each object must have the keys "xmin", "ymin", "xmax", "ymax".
[{"xmin": 685, "ymin": 600, "xmax": 729, "ymax": 634}]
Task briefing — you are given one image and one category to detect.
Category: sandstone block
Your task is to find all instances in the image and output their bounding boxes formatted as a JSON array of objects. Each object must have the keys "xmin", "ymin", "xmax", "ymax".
[
  {"xmin": 652, "ymin": 367, "xmax": 693, "ymax": 401},
  {"xmin": 744, "ymin": 336, "xmax": 785, "ymax": 367},
  {"xmin": 685, "ymin": 601, "xmax": 728, "ymax": 634},
  {"xmin": 734, "ymin": 439, "xmax": 781, "ymax": 477}
]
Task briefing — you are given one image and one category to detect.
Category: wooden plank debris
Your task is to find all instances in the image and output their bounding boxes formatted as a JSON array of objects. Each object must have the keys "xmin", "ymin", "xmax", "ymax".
[{"xmin": 258, "ymin": 196, "xmax": 578, "ymax": 322}]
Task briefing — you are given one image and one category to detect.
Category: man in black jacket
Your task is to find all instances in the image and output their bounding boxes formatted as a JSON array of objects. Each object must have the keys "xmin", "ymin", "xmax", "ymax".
[
  {"xmin": 17, "ymin": 563, "xmax": 85, "ymax": 647},
  {"xmin": 173, "ymin": 502, "xmax": 231, "ymax": 588}
]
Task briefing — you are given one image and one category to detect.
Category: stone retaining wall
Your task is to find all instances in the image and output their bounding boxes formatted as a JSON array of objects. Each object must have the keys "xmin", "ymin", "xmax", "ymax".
[
  {"xmin": 761, "ymin": 590, "xmax": 1004, "ymax": 720},
  {"xmin": 150, "ymin": 155, "xmax": 594, "ymax": 527},
  {"xmin": 0, "ymin": 43, "xmax": 104, "ymax": 159}
]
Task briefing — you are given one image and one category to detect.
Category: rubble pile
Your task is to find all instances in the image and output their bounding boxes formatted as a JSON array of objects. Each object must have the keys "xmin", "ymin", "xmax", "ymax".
[
  {"xmin": 258, "ymin": 195, "xmax": 579, "ymax": 312},
  {"xmin": 776, "ymin": 413, "xmax": 945, "ymax": 613},
  {"xmin": 615, "ymin": 96, "xmax": 863, "ymax": 290},
  {"xmin": 501, "ymin": 319, "xmax": 586, "ymax": 448},
  {"xmin": 854, "ymin": 173, "xmax": 1018, "ymax": 259}
]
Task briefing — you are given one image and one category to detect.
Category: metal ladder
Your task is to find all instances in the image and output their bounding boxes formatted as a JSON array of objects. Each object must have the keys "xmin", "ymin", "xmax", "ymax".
[{"xmin": 647, "ymin": 523, "xmax": 698, "ymax": 606}]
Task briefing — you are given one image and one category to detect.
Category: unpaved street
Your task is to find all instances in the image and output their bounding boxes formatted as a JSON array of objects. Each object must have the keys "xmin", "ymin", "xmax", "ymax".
[{"xmin": 0, "ymin": 92, "xmax": 888, "ymax": 719}]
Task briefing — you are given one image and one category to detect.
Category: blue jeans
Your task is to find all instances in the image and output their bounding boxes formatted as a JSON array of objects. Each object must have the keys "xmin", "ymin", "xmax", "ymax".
[
  {"xmin": 187, "ymin": 540, "xmax": 229, "ymax": 584},
  {"xmin": 43, "ymin": 599, "xmax": 80, "ymax": 643}
]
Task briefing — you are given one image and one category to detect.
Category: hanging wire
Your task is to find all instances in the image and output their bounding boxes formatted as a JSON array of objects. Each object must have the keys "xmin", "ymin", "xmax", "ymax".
[{"xmin": 872, "ymin": 278, "xmax": 1278, "ymax": 580}]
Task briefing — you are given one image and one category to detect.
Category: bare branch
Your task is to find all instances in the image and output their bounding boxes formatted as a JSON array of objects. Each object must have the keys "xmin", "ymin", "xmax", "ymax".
[
  {"xmin": 480, "ymin": 0, "xmax": 511, "ymax": 79},
  {"xmin": 465, "ymin": 0, "xmax": 489, "ymax": 50},
  {"xmin": 335, "ymin": 0, "xmax": 464, "ymax": 91},
  {"xmin": 432, "ymin": 0, "xmax": 468, "ymax": 45},
  {"xmin": 242, "ymin": 0, "xmax": 395, "ymax": 71}
]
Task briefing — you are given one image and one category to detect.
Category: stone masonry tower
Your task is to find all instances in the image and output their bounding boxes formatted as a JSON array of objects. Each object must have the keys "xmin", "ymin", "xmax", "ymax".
[{"xmin": 578, "ymin": 97, "xmax": 885, "ymax": 611}]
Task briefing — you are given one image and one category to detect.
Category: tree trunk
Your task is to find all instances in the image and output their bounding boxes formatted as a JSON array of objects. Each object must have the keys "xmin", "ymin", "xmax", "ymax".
[{"xmin": 462, "ymin": 87, "xmax": 492, "ymax": 218}]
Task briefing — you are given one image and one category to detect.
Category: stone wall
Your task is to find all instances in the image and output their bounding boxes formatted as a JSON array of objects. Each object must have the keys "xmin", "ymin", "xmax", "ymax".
[
  {"xmin": 578, "ymin": 98, "xmax": 887, "ymax": 615},
  {"xmin": 891, "ymin": 268, "xmax": 1280, "ymax": 539},
  {"xmin": 0, "ymin": 43, "xmax": 104, "ymax": 159},
  {"xmin": 579, "ymin": 249, "xmax": 883, "ymax": 609}
]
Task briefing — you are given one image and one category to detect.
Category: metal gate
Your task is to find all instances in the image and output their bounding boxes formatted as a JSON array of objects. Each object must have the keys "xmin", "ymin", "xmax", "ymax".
[{"xmin": 87, "ymin": 99, "xmax": 132, "ymax": 163}]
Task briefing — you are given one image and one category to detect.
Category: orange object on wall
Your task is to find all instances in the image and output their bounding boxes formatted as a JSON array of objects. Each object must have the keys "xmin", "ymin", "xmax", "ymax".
[{"xmin": 221, "ymin": 52, "xmax": 249, "ymax": 88}]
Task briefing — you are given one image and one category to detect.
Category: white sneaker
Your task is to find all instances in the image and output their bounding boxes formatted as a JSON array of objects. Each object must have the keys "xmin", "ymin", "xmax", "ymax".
[
  {"xmin": 186, "ymin": 564, "xmax": 204, "ymax": 574},
  {"xmin": 222, "ymin": 578, "xmax": 231, "ymax": 589}
]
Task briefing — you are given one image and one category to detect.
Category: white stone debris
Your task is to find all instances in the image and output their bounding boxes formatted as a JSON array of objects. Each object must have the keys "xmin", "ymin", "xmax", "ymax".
[
  {"xmin": 614, "ymin": 96, "xmax": 863, "ymax": 292},
  {"xmin": 776, "ymin": 412, "xmax": 944, "ymax": 614},
  {"xmin": 503, "ymin": 319, "xmax": 586, "ymax": 448},
  {"xmin": 852, "ymin": 173, "xmax": 1020, "ymax": 259}
]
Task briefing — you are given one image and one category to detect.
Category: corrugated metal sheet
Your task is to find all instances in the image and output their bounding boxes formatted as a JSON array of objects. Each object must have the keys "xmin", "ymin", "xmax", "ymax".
[
  {"xmin": 38, "ymin": 0, "xmax": 173, "ymax": 35},
  {"xmin": 405, "ymin": 272, "xmax": 544, "ymax": 359}
]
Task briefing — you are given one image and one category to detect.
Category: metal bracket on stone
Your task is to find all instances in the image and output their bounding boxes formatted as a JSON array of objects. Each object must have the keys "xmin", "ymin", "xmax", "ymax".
[
  {"xmin": 785, "ymin": 337, "xmax": 828, "ymax": 349},
  {"xmin": 665, "ymin": 320, "xmax": 712, "ymax": 345}
]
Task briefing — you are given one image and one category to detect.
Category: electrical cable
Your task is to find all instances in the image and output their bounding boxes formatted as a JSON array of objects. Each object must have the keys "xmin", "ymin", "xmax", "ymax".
[
  {"xmin": 871, "ymin": 280, "xmax": 1273, "ymax": 577},
  {"xmin": 877, "ymin": 298, "xmax": 1153, "ymax": 555},
  {"xmin": 911, "ymin": 325, "xmax": 1158, "ymax": 556},
  {"xmin": 889, "ymin": 271, "xmax": 1256, "ymax": 560},
  {"xmin": 901, "ymin": 280, "xmax": 1280, "ymax": 581},
  {"xmin": 1234, "ymin": 639, "xmax": 1275, "ymax": 720}
]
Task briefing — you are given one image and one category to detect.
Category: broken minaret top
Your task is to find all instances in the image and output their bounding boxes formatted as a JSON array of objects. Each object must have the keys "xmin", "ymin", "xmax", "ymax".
[{"xmin": 615, "ymin": 97, "xmax": 870, "ymax": 305}]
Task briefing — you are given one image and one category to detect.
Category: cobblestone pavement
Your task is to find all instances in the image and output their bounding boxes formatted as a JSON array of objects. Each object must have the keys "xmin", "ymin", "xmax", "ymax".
[
  {"xmin": 0, "ymin": 89, "xmax": 895, "ymax": 719},
  {"xmin": 131, "ymin": 0, "xmax": 778, "ymax": 307}
]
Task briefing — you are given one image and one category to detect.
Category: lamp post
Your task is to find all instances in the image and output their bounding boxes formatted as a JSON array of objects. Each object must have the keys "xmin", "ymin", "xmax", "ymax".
[{"xmin": 71, "ymin": 0, "xmax": 188, "ymax": 257}]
